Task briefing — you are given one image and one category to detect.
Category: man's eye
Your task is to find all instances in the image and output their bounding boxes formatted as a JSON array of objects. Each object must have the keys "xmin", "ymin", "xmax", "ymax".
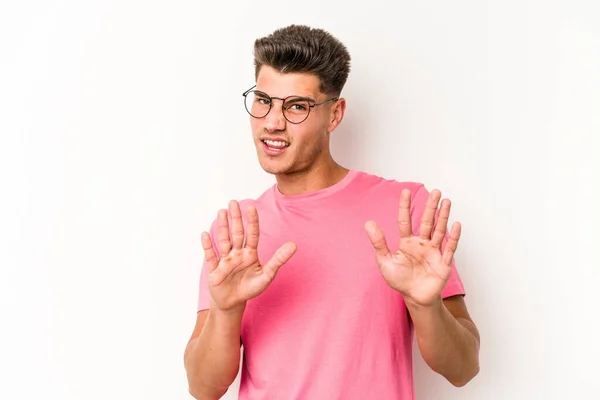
[
  {"xmin": 292, "ymin": 104, "xmax": 306, "ymax": 111},
  {"xmin": 256, "ymin": 98, "xmax": 271, "ymax": 106},
  {"xmin": 286, "ymin": 103, "xmax": 307, "ymax": 112}
]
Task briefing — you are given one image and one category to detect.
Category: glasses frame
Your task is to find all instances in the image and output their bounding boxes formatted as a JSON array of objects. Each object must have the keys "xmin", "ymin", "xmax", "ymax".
[{"xmin": 242, "ymin": 85, "xmax": 339, "ymax": 124}]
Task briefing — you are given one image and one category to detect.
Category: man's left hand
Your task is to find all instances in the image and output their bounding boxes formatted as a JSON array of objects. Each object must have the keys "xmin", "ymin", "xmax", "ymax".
[{"xmin": 364, "ymin": 189, "xmax": 461, "ymax": 308}]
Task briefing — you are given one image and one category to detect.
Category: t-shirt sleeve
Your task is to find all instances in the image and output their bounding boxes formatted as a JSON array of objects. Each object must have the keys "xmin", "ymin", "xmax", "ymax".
[
  {"xmin": 197, "ymin": 218, "xmax": 220, "ymax": 312},
  {"xmin": 410, "ymin": 185, "xmax": 466, "ymax": 298}
]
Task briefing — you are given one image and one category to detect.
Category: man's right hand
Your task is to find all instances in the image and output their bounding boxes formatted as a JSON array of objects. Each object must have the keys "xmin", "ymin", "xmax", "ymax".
[{"xmin": 201, "ymin": 200, "xmax": 297, "ymax": 313}]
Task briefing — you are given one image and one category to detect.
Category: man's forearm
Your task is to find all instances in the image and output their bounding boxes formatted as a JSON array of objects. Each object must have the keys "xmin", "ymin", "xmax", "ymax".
[
  {"xmin": 407, "ymin": 298, "xmax": 480, "ymax": 386},
  {"xmin": 184, "ymin": 304, "xmax": 244, "ymax": 400}
]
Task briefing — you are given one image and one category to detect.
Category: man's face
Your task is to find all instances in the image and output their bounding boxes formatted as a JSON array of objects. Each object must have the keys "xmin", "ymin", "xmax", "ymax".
[{"xmin": 250, "ymin": 66, "xmax": 340, "ymax": 176}]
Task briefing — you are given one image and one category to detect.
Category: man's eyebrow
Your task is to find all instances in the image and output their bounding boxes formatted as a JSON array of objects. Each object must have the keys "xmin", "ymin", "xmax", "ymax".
[
  {"xmin": 254, "ymin": 89, "xmax": 317, "ymax": 103},
  {"xmin": 287, "ymin": 95, "xmax": 316, "ymax": 103},
  {"xmin": 254, "ymin": 90, "xmax": 270, "ymax": 98}
]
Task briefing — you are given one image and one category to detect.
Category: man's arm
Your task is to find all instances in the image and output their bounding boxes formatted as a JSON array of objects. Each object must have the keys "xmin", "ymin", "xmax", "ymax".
[
  {"xmin": 183, "ymin": 305, "xmax": 244, "ymax": 400},
  {"xmin": 365, "ymin": 188, "xmax": 480, "ymax": 386},
  {"xmin": 185, "ymin": 201, "xmax": 297, "ymax": 399},
  {"xmin": 407, "ymin": 295, "xmax": 480, "ymax": 387}
]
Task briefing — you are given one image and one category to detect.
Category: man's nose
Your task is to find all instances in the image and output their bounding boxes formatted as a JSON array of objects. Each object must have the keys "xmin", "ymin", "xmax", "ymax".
[{"xmin": 264, "ymin": 101, "xmax": 286, "ymax": 132}]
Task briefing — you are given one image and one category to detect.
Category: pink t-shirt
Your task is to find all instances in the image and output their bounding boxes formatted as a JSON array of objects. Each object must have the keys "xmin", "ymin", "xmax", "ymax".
[{"xmin": 197, "ymin": 170, "xmax": 465, "ymax": 400}]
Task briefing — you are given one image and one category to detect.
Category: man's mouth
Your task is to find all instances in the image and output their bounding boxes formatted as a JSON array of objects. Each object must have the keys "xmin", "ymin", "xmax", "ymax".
[
  {"xmin": 262, "ymin": 139, "xmax": 290, "ymax": 149},
  {"xmin": 261, "ymin": 139, "xmax": 290, "ymax": 155}
]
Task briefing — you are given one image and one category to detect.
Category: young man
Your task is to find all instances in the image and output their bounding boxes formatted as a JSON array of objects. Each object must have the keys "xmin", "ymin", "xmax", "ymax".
[{"xmin": 184, "ymin": 25, "xmax": 480, "ymax": 400}]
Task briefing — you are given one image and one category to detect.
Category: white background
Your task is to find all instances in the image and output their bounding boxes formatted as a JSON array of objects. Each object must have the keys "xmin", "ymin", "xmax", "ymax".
[{"xmin": 1, "ymin": 1, "xmax": 599, "ymax": 399}]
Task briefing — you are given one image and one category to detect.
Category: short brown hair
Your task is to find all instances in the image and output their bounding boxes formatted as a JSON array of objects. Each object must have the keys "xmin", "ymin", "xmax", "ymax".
[{"xmin": 253, "ymin": 25, "xmax": 351, "ymax": 96}]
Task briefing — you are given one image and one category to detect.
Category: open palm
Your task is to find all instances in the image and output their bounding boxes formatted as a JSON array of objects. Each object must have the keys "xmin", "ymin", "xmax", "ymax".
[
  {"xmin": 365, "ymin": 189, "xmax": 461, "ymax": 307},
  {"xmin": 201, "ymin": 200, "xmax": 297, "ymax": 312}
]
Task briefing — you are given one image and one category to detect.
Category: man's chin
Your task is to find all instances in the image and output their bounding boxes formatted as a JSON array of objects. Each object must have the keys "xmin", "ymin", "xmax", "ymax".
[
  {"xmin": 258, "ymin": 159, "xmax": 292, "ymax": 176},
  {"xmin": 259, "ymin": 165, "xmax": 287, "ymax": 176}
]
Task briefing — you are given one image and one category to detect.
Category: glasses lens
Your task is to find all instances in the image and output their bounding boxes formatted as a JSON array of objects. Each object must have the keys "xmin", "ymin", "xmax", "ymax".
[
  {"xmin": 244, "ymin": 91, "xmax": 271, "ymax": 118},
  {"xmin": 283, "ymin": 98, "xmax": 310, "ymax": 123}
]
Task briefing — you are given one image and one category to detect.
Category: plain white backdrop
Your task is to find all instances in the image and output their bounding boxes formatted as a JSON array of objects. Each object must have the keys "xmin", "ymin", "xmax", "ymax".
[{"xmin": 1, "ymin": 0, "xmax": 599, "ymax": 399}]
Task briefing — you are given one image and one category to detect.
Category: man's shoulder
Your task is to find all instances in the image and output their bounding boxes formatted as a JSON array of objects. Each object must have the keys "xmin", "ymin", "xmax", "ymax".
[
  {"xmin": 354, "ymin": 169, "xmax": 425, "ymax": 195},
  {"xmin": 236, "ymin": 184, "xmax": 276, "ymax": 210}
]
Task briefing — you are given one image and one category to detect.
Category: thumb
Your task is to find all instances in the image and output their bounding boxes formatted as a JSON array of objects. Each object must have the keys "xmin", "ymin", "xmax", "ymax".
[
  {"xmin": 365, "ymin": 221, "xmax": 391, "ymax": 258},
  {"xmin": 262, "ymin": 242, "xmax": 297, "ymax": 281}
]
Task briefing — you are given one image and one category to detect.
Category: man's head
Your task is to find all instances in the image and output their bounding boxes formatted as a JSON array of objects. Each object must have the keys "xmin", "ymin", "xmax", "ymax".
[{"xmin": 246, "ymin": 25, "xmax": 351, "ymax": 176}]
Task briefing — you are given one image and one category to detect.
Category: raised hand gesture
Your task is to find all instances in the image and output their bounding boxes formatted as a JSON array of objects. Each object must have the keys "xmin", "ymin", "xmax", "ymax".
[
  {"xmin": 365, "ymin": 189, "xmax": 461, "ymax": 308},
  {"xmin": 201, "ymin": 200, "xmax": 297, "ymax": 313}
]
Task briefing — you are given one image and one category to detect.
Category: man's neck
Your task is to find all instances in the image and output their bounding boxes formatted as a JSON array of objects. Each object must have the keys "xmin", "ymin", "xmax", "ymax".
[{"xmin": 275, "ymin": 162, "xmax": 349, "ymax": 196}]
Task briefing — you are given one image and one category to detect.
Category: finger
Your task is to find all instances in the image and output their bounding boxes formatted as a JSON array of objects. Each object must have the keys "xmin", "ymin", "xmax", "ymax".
[
  {"xmin": 201, "ymin": 231, "xmax": 219, "ymax": 273},
  {"xmin": 430, "ymin": 198, "xmax": 451, "ymax": 249},
  {"xmin": 419, "ymin": 189, "xmax": 442, "ymax": 240},
  {"xmin": 365, "ymin": 221, "xmax": 392, "ymax": 259},
  {"xmin": 244, "ymin": 205, "xmax": 260, "ymax": 250},
  {"xmin": 261, "ymin": 242, "xmax": 297, "ymax": 281},
  {"xmin": 216, "ymin": 209, "xmax": 231, "ymax": 256},
  {"xmin": 442, "ymin": 221, "xmax": 462, "ymax": 266},
  {"xmin": 397, "ymin": 189, "xmax": 413, "ymax": 238},
  {"xmin": 229, "ymin": 200, "xmax": 244, "ymax": 250}
]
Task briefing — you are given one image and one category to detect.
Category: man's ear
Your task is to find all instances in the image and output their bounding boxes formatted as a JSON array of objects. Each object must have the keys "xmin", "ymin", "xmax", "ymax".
[{"xmin": 328, "ymin": 98, "xmax": 346, "ymax": 133}]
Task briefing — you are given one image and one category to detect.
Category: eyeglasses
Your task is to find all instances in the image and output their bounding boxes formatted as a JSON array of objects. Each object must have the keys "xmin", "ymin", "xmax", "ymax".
[{"xmin": 242, "ymin": 85, "xmax": 338, "ymax": 124}]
